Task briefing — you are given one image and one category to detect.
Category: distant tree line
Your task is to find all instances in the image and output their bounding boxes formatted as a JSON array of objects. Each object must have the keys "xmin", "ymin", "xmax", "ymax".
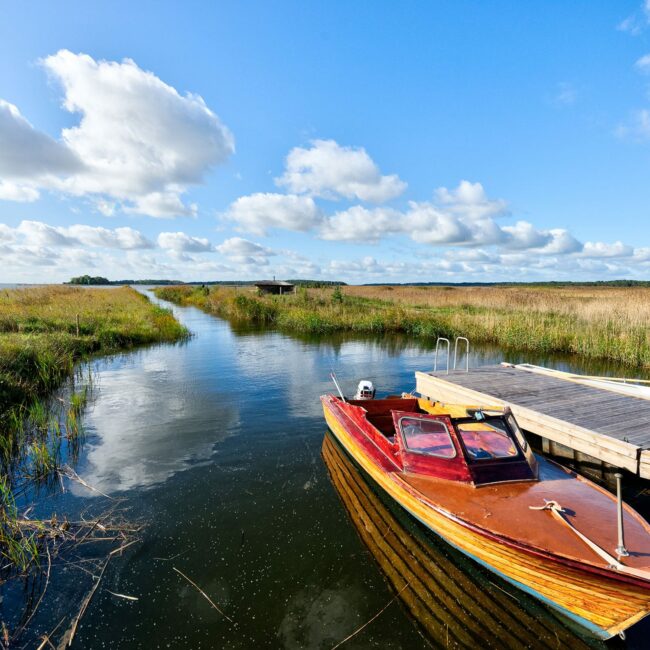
[
  {"xmin": 67, "ymin": 276, "xmax": 183, "ymax": 286},
  {"xmin": 362, "ymin": 280, "xmax": 650, "ymax": 288}
]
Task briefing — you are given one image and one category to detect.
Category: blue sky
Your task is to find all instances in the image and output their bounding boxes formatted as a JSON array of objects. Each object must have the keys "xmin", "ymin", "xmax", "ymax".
[{"xmin": 2, "ymin": 1, "xmax": 650, "ymax": 283}]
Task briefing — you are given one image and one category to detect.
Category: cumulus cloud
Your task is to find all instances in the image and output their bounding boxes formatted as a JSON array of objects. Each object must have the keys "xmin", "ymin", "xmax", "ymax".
[
  {"xmin": 0, "ymin": 181, "xmax": 40, "ymax": 202},
  {"xmin": 0, "ymin": 99, "xmax": 83, "ymax": 182},
  {"xmin": 215, "ymin": 236, "xmax": 276, "ymax": 266},
  {"xmin": 276, "ymin": 139, "xmax": 406, "ymax": 203},
  {"xmin": 319, "ymin": 206, "xmax": 402, "ymax": 242},
  {"xmin": 2, "ymin": 220, "xmax": 154, "ymax": 250},
  {"xmin": 225, "ymin": 192, "xmax": 321, "ymax": 235},
  {"xmin": 157, "ymin": 231, "xmax": 212, "ymax": 253},
  {"xmin": 581, "ymin": 241, "xmax": 634, "ymax": 258},
  {"xmin": 318, "ymin": 180, "xmax": 510, "ymax": 247},
  {"xmin": 434, "ymin": 180, "xmax": 509, "ymax": 220},
  {"xmin": 0, "ymin": 50, "xmax": 234, "ymax": 217}
]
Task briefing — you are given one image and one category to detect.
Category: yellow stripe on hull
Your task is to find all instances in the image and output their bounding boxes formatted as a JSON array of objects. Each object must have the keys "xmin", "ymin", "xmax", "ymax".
[{"xmin": 323, "ymin": 404, "xmax": 650, "ymax": 638}]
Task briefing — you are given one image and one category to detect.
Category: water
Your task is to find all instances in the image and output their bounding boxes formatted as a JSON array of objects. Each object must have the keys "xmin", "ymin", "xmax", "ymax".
[{"xmin": 5, "ymin": 292, "xmax": 648, "ymax": 648}]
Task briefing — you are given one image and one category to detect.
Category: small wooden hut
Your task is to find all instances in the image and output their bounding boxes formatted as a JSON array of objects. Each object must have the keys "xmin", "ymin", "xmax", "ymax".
[{"xmin": 254, "ymin": 280, "xmax": 295, "ymax": 295}]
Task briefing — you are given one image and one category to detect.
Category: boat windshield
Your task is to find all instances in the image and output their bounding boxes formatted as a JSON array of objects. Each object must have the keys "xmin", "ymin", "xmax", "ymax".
[
  {"xmin": 456, "ymin": 418, "xmax": 519, "ymax": 460},
  {"xmin": 399, "ymin": 417, "xmax": 456, "ymax": 458}
]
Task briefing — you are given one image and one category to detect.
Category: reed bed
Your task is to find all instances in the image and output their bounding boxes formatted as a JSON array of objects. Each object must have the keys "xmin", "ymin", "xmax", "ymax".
[
  {"xmin": 0, "ymin": 285, "xmax": 187, "ymax": 415},
  {"xmin": 0, "ymin": 286, "xmax": 186, "ymax": 588},
  {"xmin": 155, "ymin": 284, "xmax": 650, "ymax": 367}
]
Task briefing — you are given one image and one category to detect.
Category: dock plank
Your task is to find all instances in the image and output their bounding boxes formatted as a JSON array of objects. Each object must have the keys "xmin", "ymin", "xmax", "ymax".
[{"xmin": 415, "ymin": 365, "xmax": 650, "ymax": 477}]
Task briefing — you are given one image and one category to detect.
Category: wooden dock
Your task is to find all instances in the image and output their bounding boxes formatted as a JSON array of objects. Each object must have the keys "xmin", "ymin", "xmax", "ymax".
[{"xmin": 415, "ymin": 364, "xmax": 650, "ymax": 480}]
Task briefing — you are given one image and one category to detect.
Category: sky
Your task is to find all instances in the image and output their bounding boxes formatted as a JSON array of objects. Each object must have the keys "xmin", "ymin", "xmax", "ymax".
[{"xmin": 2, "ymin": 1, "xmax": 650, "ymax": 284}]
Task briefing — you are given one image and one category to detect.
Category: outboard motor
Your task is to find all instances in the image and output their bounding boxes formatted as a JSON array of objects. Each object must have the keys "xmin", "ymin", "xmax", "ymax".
[{"xmin": 354, "ymin": 380, "xmax": 376, "ymax": 400}]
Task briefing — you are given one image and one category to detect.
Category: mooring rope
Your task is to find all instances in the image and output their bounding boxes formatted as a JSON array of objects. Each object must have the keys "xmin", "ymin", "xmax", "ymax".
[{"xmin": 529, "ymin": 500, "xmax": 650, "ymax": 581}]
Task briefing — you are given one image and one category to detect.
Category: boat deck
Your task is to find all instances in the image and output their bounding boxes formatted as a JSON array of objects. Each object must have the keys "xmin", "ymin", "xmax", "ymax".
[{"xmin": 415, "ymin": 365, "xmax": 650, "ymax": 479}]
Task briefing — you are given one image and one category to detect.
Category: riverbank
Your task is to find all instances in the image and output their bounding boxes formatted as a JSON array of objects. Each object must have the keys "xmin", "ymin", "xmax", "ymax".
[
  {"xmin": 154, "ymin": 284, "xmax": 650, "ymax": 367},
  {"xmin": 1, "ymin": 285, "xmax": 187, "ymax": 419},
  {"xmin": 0, "ymin": 286, "xmax": 188, "ymax": 583}
]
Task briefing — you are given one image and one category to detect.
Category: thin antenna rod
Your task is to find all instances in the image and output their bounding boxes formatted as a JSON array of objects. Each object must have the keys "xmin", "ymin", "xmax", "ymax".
[{"xmin": 330, "ymin": 372, "xmax": 346, "ymax": 401}]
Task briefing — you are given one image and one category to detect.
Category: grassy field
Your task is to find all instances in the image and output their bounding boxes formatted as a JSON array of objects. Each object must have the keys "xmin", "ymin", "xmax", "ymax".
[
  {"xmin": 0, "ymin": 285, "xmax": 187, "ymax": 417},
  {"xmin": 154, "ymin": 284, "xmax": 650, "ymax": 367}
]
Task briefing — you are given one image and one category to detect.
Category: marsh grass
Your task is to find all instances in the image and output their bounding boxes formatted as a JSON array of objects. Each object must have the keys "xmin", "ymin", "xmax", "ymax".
[
  {"xmin": 0, "ymin": 286, "xmax": 186, "ymax": 578},
  {"xmin": 155, "ymin": 284, "xmax": 650, "ymax": 367}
]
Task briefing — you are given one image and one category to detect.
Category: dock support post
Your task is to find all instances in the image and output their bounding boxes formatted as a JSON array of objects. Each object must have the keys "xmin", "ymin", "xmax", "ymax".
[{"xmin": 614, "ymin": 473, "xmax": 629, "ymax": 558}]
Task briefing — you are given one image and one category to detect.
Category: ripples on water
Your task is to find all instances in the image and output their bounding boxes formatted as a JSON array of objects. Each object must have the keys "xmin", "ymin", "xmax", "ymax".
[{"xmin": 7, "ymin": 290, "xmax": 648, "ymax": 648}]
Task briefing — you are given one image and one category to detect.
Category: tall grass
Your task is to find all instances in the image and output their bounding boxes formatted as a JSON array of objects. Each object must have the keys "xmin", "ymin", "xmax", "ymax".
[
  {"xmin": 0, "ymin": 286, "xmax": 187, "ymax": 573},
  {"xmin": 0, "ymin": 286, "xmax": 187, "ymax": 416},
  {"xmin": 155, "ymin": 284, "xmax": 650, "ymax": 367}
]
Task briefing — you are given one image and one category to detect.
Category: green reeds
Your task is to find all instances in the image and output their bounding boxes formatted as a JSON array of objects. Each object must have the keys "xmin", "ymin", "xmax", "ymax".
[
  {"xmin": 0, "ymin": 286, "xmax": 187, "ymax": 574},
  {"xmin": 0, "ymin": 476, "xmax": 39, "ymax": 572},
  {"xmin": 155, "ymin": 284, "xmax": 650, "ymax": 367}
]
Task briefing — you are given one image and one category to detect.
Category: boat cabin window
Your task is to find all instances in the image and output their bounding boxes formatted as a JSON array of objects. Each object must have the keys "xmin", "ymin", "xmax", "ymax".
[
  {"xmin": 399, "ymin": 417, "xmax": 456, "ymax": 459},
  {"xmin": 456, "ymin": 419, "xmax": 519, "ymax": 460}
]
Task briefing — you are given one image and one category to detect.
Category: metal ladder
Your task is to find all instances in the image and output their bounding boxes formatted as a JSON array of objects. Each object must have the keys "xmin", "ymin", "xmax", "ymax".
[{"xmin": 433, "ymin": 336, "xmax": 470, "ymax": 374}]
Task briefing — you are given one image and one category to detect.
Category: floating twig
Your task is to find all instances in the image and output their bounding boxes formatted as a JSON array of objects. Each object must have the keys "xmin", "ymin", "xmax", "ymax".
[
  {"xmin": 62, "ymin": 556, "xmax": 110, "ymax": 647},
  {"xmin": 172, "ymin": 567, "xmax": 233, "ymax": 622},
  {"xmin": 59, "ymin": 466, "xmax": 114, "ymax": 500},
  {"xmin": 105, "ymin": 590, "xmax": 139, "ymax": 602}
]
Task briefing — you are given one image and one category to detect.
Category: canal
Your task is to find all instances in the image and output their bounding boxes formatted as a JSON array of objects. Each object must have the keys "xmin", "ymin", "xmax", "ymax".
[{"xmin": 6, "ymin": 291, "xmax": 648, "ymax": 648}]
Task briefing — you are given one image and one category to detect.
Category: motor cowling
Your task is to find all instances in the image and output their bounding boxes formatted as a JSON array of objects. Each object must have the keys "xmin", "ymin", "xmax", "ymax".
[{"xmin": 354, "ymin": 380, "xmax": 375, "ymax": 400}]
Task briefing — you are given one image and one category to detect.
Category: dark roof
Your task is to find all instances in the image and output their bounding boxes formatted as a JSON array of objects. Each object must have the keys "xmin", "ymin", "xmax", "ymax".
[{"xmin": 254, "ymin": 280, "xmax": 295, "ymax": 287}]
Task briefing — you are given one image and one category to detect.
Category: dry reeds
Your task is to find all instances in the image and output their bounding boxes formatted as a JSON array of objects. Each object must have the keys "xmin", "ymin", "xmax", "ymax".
[{"xmin": 155, "ymin": 284, "xmax": 650, "ymax": 367}]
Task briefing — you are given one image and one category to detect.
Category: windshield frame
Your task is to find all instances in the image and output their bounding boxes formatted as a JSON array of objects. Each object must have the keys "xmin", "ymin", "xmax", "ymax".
[
  {"xmin": 397, "ymin": 415, "xmax": 458, "ymax": 460},
  {"xmin": 453, "ymin": 415, "xmax": 524, "ymax": 463}
]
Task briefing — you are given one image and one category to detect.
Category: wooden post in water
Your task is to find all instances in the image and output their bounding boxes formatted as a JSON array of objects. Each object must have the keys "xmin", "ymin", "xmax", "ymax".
[{"xmin": 76, "ymin": 313, "xmax": 80, "ymax": 336}]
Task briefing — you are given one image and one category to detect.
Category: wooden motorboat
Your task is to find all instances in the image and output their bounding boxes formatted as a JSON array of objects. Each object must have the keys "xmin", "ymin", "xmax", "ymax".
[
  {"xmin": 322, "ymin": 432, "xmax": 597, "ymax": 649},
  {"xmin": 321, "ymin": 392, "xmax": 650, "ymax": 639}
]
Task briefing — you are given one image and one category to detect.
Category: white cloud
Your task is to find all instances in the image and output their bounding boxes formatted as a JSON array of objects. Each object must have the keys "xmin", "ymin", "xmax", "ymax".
[
  {"xmin": 0, "ymin": 99, "xmax": 83, "ymax": 183},
  {"xmin": 404, "ymin": 201, "xmax": 475, "ymax": 244},
  {"xmin": 319, "ymin": 206, "xmax": 402, "ymax": 242},
  {"xmin": 216, "ymin": 237, "xmax": 273, "ymax": 258},
  {"xmin": 215, "ymin": 236, "xmax": 276, "ymax": 266},
  {"xmin": 581, "ymin": 241, "xmax": 634, "ymax": 258},
  {"xmin": 635, "ymin": 53, "xmax": 650, "ymax": 73},
  {"xmin": 124, "ymin": 192, "xmax": 198, "ymax": 219},
  {"xmin": 157, "ymin": 231, "xmax": 212, "ymax": 252},
  {"xmin": 434, "ymin": 180, "xmax": 509, "ymax": 220},
  {"xmin": 67, "ymin": 225, "xmax": 153, "ymax": 249},
  {"xmin": 502, "ymin": 221, "xmax": 552, "ymax": 250},
  {"xmin": 0, "ymin": 180, "xmax": 40, "ymax": 202},
  {"xmin": 17, "ymin": 220, "xmax": 76, "ymax": 247},
  {"xmin": 534, "ymin": 229, "xmax": 583, "ymax": 255},
  {"xmin": 3, "ymin": 220, "xmax": 153, "ymax": 250},
  {"xmin": 225, "ymin": 192, "xmax": 321, "ymax": 235},
  {"xmin": 276, "ymin": 139, "xmax": 406, "ymax": 203},
  {"xmin": 0, "ymin": 51, "xmax": 234, "ymax": 217}
]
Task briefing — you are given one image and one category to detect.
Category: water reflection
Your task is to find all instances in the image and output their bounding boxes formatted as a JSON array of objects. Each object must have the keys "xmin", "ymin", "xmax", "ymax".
[
  {"xmin": 322, "ymin": 432, "xmax": 604, "ymax": 649},
  {"xmin": 75, "ymin": 301, "xmax": 243, "ymax": 493}
]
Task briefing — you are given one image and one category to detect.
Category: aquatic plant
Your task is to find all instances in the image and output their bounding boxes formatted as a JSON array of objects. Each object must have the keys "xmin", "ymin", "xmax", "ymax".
[{"xmin": 0, "ymin": 285, "xmax": 187, "ymax": 578}]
